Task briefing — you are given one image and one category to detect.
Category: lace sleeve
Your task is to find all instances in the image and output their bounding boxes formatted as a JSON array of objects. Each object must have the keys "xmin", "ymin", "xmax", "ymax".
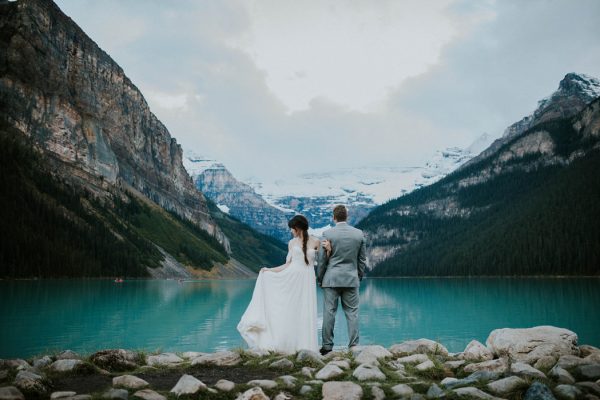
[{"xmin": 286, "ymin": 250, "xmax": 292, "ymax": 263}]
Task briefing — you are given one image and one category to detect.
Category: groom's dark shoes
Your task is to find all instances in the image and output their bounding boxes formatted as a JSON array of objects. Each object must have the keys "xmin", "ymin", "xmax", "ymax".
[{"xmin": 319, "ymin": 347, "xmax": 332, "ymax": 356}]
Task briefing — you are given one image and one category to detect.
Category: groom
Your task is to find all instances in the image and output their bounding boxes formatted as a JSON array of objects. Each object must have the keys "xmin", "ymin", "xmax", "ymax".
[{"xmin": 316, "ymin": 205, "xmax": 368, "ymax": 355}]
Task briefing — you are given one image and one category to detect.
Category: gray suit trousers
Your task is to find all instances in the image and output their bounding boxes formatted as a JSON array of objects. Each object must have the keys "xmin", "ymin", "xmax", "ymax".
[{"xmin": 322, "ymin": 286, "xmax": 359, "ymax": 350}]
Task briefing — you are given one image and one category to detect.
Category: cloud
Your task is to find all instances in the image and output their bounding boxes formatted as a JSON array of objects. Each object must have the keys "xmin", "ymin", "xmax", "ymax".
[{"xmin": 54, "ymin": 0, "xmax": 600, "ymax": 182}]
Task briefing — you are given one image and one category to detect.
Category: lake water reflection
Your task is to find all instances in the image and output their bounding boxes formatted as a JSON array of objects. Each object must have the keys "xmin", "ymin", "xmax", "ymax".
[{"xmin": 1, "ymin": 278, "xmax": 598, "ymax": 358}]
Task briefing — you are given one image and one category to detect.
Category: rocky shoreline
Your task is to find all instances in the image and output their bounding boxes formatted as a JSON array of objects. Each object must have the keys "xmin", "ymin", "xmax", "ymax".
[{"xmin": 1, "ymin": 326, "xmax": 599, "ymax": 400}]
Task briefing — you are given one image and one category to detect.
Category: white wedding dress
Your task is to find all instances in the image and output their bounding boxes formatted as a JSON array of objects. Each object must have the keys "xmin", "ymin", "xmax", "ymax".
[{"xmin": 237, "ymin": 240, "xmax": 319, "ymax": 354}]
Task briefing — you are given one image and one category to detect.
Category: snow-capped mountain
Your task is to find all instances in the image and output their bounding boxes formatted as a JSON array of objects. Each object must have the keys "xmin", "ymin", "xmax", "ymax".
[
  {"xmin": 245, "ymin": 133, "xmax": 495, "ymax": 230},
  {"xmin": 184, "ymin": 133, "xmax": 494, "ymax": 241},
  {"xmin": 184, "ymin": 151, "xmax": 294, "ymax": 242}
]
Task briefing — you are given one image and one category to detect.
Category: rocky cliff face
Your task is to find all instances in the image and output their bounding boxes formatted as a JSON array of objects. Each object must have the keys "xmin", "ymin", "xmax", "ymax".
[
  {"xmin": 184, "ymin": 153, "xmax": 293, "ymax": 243},
  {"xmin": 0, "ymin": 0, "xmax": 228, "ymax": 248},
  {"xmin": 359, "ymin": 73, "xmax": 600, "ymax": 274},
  {"xmin": 460, "ymin": 73, "xmax": 600, "ymax": 172}
]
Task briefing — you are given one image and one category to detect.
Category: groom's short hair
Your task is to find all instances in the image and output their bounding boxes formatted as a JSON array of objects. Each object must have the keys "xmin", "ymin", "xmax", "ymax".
[{"xmin": 333, "ymin": 205, "xmax": 348, "ymax": 222}]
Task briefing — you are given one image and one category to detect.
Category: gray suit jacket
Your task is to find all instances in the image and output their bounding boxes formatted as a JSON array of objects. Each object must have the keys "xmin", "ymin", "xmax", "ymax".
[{"xmin": 317, "ymin": 222, "xmax": 368, "ymax": 288}]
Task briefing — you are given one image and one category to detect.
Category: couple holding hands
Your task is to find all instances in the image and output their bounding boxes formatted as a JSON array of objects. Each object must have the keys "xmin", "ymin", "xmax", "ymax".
[{"xmin": 237, "ymin": 205, "xmax": 368, "ymax": 356}]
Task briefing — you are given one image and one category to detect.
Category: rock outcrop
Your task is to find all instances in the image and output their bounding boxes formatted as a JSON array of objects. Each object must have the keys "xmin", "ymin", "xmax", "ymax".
[{"xmin": 0, "ymin": 0, "xmax": 227, "ymax": 248}]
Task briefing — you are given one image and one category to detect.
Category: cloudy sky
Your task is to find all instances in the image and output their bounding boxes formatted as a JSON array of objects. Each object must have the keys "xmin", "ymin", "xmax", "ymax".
[{"xmin": 55, "ymin": 0, "xmax": 600, "ymax": 181}]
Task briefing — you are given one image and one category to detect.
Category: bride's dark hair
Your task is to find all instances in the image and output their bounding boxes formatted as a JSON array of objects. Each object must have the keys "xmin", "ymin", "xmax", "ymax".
[{"xmin": 288, "ymin": 215, "xmax": 310, "ymax": 265}]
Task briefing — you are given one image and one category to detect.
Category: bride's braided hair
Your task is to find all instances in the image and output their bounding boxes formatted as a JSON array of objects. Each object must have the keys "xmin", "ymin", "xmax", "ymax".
[{"xmin": 288, "ymin": 215, "xmax": 310, "ymax": 265}]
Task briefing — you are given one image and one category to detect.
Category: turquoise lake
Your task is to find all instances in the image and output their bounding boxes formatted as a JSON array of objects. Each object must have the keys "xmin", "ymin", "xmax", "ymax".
[{"xmin": 1, "ymin": 278, "xmax": 599, "ymax": 358}]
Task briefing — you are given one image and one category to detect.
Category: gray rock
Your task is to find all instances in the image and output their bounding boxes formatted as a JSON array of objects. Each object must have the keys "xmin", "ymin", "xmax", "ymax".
[
  {"xmin": 245, "ymin": 348, "xmax": 271, "ymax": 358},
  {"xmin": 554, "ymin": 384, "xmax": 583, "ymax": 400},
  {"xmin": 487, "ymin": 326, "xmax": 578, "ymax": 365},
  {"xmin": 33, "ymin": 356, "xmax": 53, "ymax": 370},
  {"xmin": 372, "ymin": 386, "xmax": 386, "ymax": 400},
  {"xmin": 467, "ymin": 370, "xmax": 502, "ymax": 382},
  {"xmin": 427, "ymin": 383, "xmax": 444, "ymax": 398},
  {"xmin": 524, "ymin": 382, "xmax": 556, "ymax": 400},
  {"xmin": 353, "ymin": 345, "xmax": 392, "ymax": 365},
  {"xmin": 56, "ymin": 350, "xmax": 81, "ymax": 360},
  {"xmin": 316, "ymin": 364, "xmax": 345, "ymax": 380},
  {"xmin": 91, "ymin": 350, "xmax": 138, "ymax": 371},
  {"xmin": 535, "ymin": 356, "xmax": 558, "ymax": 371},
  {"xmin": 440, "ymin": 377, "xmax": 459, "ymax": 387},
  {"xmin": 397, "ymin": 354, "xmax": 430, "ymax": 364},
  {"xmin": 49, "ymin": 360, "xmax": 83, "ymax": 373},
  {"xmin": 580, "ymin": 346, "xmax": 600, "ymax": 358},
  {"xmin": 391, "ymin": 383, "xmax": 414, "ymax": 397},
  {"xmin": 70, "ymin": 396, "xmax": 92, "ymax": 400},
  {"xmin": 215, "ymin": 379, "xmax": 235, "ymax": 392},
  {"xmin": 0, "ymin": 387, "xmax": 24, "ymax": 400},
  {"xmin": 557, "ymin": 355, "xmax": 589, "ymax": 370},
  {"xmin": 550, "ymin": 365, "xmax": 576, "ymax": 384},
  {"xmin": 4, "ymin": 360, "xmax": 30, "ymax": 370},
  {"xmin": 273, "ymin": 392, "xmax": 292, "ymax": 400},
  {"xmin": 145, "ymin": 353, "xmax": 183, "ymax": 367},
  {"xmin": 487, "ymin": 376, "xmax": 527, "ymax": 396},
  {"xmin": 322, "ymin": 381, "xmax": 363, "ymax": 400},
  {"xmin": 452, "ymin": 387, "xmax": 503, "ymax": 399},
  {"xmin": 463, "ymin": 358, "xmax": 508, "ymax": 374},
  {"xmin": 112, "ymin": 375, "xmax": 149, "ymax": 389},
  {"xmin": 576, "ymin": 382, "xmax": 600, "ymax": 396},
  {"xmin": 51, "ymin": 392, "xmax": 77, "ymax": 399},
  {"xmin": 387, "ymin": 360, "xmax": 408, "ymax": 374},
  {"xmin": 236, "ymin": 387, "xmax": 269, "ymax": 400},
  {"xmin": 269, "ymin": 358, "xmax": 294, "ymax": 370},
  {"xmin": 132, "ymin": 389, "xmax": 166, "ymax": 400},
  {"xmin": 170, "ymin": 374, "xmax": 206, "ymax": 395},
  {"xmin": 328, "ymin": 360, "xmax": 351, "ymax": 370},
  {"xmin": 353, "ymin": 363, "xmax": 386, "ymax": 381},
  {"xmin": 278, "ymin": 375, "xmax": 297, "ymax": 389},
  {"xmin": 191, "ymin": 351, "xmax": 242, "ymax": 366},
  {"xmin": 463, "ymin": 340, "xmax": 494, "ymax": 361},
  {"xmin": 578, "ymin": 364, "xmax": 600, "ymax": 380},
  {"xmin": 298, "ymin": 385, "xmax": 311, "ymax": 395},
  {"xmin": 247, "ymin": 380, "xmax": 278, "ymax": 389},
  {"xmin": 296, "ymin": 350, "xmax": 325, "ymax": 366},
  {"xmin": 0, "ymin": 370, "xmax": 7, "ymax": 380},
  {"xmin": 416, "ymin": 360, "xmax": 436, "ymax": 371},
  {"xmin": 390, "ymin": 339, "xmax": 449, "ymax": 357},
  {"xmin": 14, "ymin": 370, "xmax": 47, "ymax": 395},
  {"xmin": 306, "ymin": 380, "xmax": 324, "ymax": 385},
  {"xmin": 102, "ymin": 388, "xmax": 129, "ymax": 400},
  {"xmin": 301, "ymin": 366, "xmax": 315, "ymax": 378},
  {"xmin": 511, "ymin": 362, "xmax": 547, "ymax": 379}
]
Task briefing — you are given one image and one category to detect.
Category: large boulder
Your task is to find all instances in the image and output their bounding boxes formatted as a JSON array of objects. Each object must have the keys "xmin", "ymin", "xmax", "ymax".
[
  {"xmin": 486, "ymin": 326, "xmax": 578, "ymax": 364},
  {"xmin": 352, "ymin": 345, "xmax": 392, "ymax": 365},
  {"xmin": 315, "ymin": 364, "xmax": 345, "ymax": 380},
  {"xmin": 463, "ymin": 340, "xmax": 494, "ymax": 361},
  {"xmin": 352, "ymin": 364, "xmax": 386, "ymax": 381},
  {"xmin": 486, "ymin": 376, "xmax": 528, "ymax": 396},
  {"xmin": 170, "ymin": 374, "xmax": 206, "ymax": 396},
  {"xmin": 463, "ymin": 358, "xmax": 509, "ymax": 374},
  {"xmin": 389, "ymin": 339, "xmax": 449, "ymax": 356},
  {"xmin": 90, "ymin": 349, "xmax": 138, "ymax": 371},
  {"xmin": 322, "ymin": 381, "xmax": 363, "ymax": 400},
  {"xmin": 145, "ymin": 353, "xmax": 183, "ymax": 367},
  {"xmin": 49, "ymin": 360, "xmax": 83, "ymax": 372},
  {"xmin": 191, "ymin": 351, "xmax": 242, "ymax": 366},
  {"xmin": 13, "ymin": 371, "xmax": 47, "ymax": 395},
  {"xmin": 524, "ymin": 382, "xmax": 556, "ymax": 400},
  {"xmin": 112, "ymin": 375, "xmax": 149, "ymax": 390}
]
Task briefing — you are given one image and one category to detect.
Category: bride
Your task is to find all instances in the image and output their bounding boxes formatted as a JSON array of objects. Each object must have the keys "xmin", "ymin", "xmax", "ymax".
[{"xmin": 237, "ymin": 215, "xmax": 321, "ymax": 354}]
